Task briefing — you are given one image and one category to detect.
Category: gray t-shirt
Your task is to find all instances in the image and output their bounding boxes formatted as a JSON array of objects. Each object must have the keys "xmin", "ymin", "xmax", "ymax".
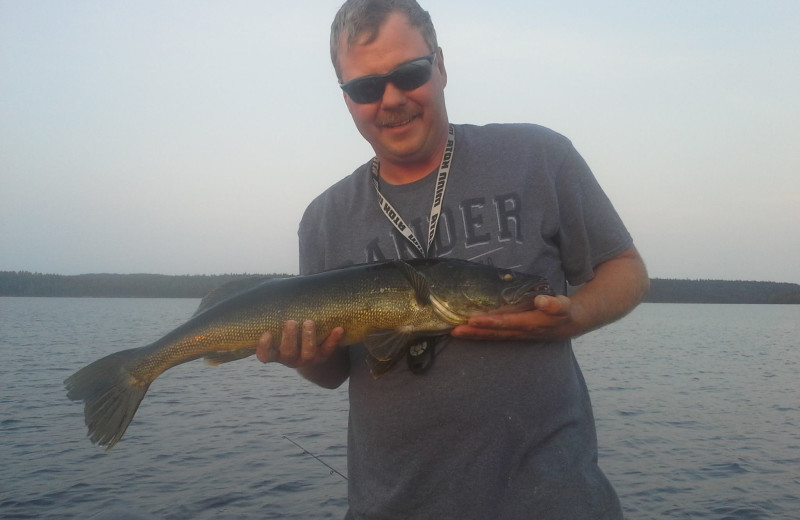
[{"xmin": 299, "ymin": 123, "xmax": 631, "ymax": 519}]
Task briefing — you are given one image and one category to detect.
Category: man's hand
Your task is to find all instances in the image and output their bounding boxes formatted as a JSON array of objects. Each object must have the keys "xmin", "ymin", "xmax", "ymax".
[
  {"xmin": 255, "ymin": 320, "xmax": 345, "ymax": 367},
  {"xmin": 451, "ymin": 294, "xmax": 580, "ymax": 342},
  {"xmin": 255, "ymin": 320, "xmax": 349, "ymax": 389},
  {"xmin": 452, "ymin": 246, "xmax": 649, "ymax": 343}
]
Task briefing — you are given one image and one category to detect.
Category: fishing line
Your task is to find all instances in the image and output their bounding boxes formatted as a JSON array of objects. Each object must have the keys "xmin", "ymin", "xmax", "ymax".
[{"xmin": 283, "ymin": 435, "xmax": 348, "ymax": 481}]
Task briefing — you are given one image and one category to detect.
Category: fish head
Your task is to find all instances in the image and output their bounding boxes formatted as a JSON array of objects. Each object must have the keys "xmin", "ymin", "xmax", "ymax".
[{"xmin": 415, "ymin": 259, "xmax": 554, "ymax": 320}]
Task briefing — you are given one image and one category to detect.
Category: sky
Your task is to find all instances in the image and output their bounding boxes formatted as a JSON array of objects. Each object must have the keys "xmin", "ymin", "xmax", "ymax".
[{"xmin": 1, "ymin": 0, "xmax": 798, "ymax": 283}]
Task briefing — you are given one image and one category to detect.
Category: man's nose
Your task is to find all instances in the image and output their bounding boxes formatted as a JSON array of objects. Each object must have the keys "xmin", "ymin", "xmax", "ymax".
[{"xmin": 380, "ymin": 82, "xmax": 408, "ymax": 107}]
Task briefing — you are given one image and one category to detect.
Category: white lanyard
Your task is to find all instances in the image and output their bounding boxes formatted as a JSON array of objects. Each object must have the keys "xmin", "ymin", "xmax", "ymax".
[{"xmin": 371, "ymin": 125, "xmax": 455, "ymax": 258}]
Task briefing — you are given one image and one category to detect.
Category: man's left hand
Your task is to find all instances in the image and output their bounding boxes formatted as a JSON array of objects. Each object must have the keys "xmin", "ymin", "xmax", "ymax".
[
  {"xmin": 451, "ymin": 246, "xmax": 650, "ymax": 343},
  {"xmin": 450, "ymin": 294, "xmax": 580, "ymax": 342}
]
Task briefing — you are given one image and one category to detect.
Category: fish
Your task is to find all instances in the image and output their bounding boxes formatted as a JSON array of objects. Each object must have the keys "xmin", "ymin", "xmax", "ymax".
[{"xmin": 64, "ymin": 258, "xmax": 553, "ymax": 449}]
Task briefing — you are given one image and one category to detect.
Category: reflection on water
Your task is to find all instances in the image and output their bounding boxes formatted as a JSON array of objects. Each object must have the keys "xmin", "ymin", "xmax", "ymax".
[{"xmin": 1, "ymin": 298, "xmax": 798, "ymax": 519}]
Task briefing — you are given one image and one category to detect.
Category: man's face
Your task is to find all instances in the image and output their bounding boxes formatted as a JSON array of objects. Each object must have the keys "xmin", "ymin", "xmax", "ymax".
[{"xmin": 337, "ymin": 11, "xmax": 448, "ymax": 175}]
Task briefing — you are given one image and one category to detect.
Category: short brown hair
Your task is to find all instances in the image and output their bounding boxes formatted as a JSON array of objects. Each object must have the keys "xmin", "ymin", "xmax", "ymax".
[{"xmin": 330, "ymin": 0, "xmax": 438, "ymax": 80}]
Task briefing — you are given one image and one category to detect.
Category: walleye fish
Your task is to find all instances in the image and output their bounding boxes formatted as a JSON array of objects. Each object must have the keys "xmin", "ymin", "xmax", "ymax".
[{"xmin": 65, "ymin": 258, "xmax": 552, "ymax": 449}]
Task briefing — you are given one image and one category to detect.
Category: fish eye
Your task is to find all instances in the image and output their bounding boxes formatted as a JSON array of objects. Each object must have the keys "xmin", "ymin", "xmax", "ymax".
[{"xmin": 501, "ymin": 273, "xmax": 514, "ymax": 282}]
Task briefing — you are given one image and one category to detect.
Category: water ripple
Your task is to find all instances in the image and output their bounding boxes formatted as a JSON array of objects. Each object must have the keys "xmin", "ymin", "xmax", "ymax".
[{"xmin": 2, "ymin": 299, "xmax": 798, "ymax": 518}]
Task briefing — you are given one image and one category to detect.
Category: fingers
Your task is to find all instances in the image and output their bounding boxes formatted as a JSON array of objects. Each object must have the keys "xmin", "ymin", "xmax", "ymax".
[
  {"xmin": 299, "ymin": 320, "xmax": 316, "ymax": 363},
  {"xmin": 255, "ymin": 320, "xmax": 344, "ymax": 367},
  {"xmin": 450, "ymin": 322, "xmax": 522, "ymax": 340},
  {"xmin": 463, "ymin": 310, "xmax": 537, "ymax": 331},
  {"xmin": 533, "ymin": 294, "xmax": 569, "ymax": 316},
  {"xmin": 319, "ymin": 326, "xmax": 346, "ymax": 357},
  {"xmin": 279, "ymin": 320, "xmax": 301, "ymax": 359},
  {"xmin": 255, "ymin": 331, "xmax": 275, "ymax": 363}
]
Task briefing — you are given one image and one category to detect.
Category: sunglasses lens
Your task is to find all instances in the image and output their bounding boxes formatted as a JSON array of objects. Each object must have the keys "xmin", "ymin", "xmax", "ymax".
[
  {"xmin": 341, "ymin": 55, "xmax": 435, "ymax": 104},
  {"xmin": 345, "ymin": 77, "xmax": 386, "ymax": 104},
  {"xmin": 391, "ymin": 60, "xmax": 433, "ymax": 91}
]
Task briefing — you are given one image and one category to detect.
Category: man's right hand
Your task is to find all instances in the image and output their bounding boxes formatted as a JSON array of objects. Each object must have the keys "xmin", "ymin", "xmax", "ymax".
[{"xmin": 255, "ymin": 320, "xmax": 345, "ymax": 368}]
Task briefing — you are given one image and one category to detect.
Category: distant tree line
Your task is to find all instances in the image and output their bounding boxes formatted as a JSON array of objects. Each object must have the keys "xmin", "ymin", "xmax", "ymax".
[
  {"xmin": 0, "ymin": 272, "xmax": 287, "ymax": 299},
  {"xmin": 645, "ymin": 278, "xmax": 800, "ymax": 304},
  {"xmin": 1, "ymin": 271, "xmax": 798, "ymax": 304}
]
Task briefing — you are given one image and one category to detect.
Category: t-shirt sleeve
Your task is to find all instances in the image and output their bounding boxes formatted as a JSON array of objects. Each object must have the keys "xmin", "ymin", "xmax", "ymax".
[
  {"xmin": 554, "ymin": 144, "xmax": 633, "ymax": 286},
  {"xmin": 298, "ymin": 199, "xmax": 326, "ymax": 276}
]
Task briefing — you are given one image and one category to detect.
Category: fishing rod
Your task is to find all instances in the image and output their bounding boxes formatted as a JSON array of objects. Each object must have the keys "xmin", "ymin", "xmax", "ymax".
[{"xmin": 283, "ymin": 435, "xmax": 348, "ymax": 481}]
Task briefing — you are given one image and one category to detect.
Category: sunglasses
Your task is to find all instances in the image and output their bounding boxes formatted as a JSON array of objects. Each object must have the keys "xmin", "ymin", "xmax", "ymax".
[{"xmin": 340, "ymin": 53, "xmax": 437, "ymax": 104}]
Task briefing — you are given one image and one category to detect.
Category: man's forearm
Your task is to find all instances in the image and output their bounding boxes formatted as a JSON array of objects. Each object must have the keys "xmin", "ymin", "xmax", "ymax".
[
  {"xmin": 569, "ymin": 246, "xmax": 650, "ymax": 337},
  {"xmin": 296, "ymin": 348, "xmax": 350, "ymax": 389}
]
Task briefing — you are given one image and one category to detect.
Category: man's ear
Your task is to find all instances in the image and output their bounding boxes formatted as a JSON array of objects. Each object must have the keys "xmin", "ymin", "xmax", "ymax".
[{"xmin": 437, "ymin": 47, "xmax": 447, "ymax": 88}]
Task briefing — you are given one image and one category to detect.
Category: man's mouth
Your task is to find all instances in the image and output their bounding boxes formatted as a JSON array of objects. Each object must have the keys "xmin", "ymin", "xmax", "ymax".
[
  {"xmin": 377, "ymin": 112, "xmax": 420, "ymax": 128},
  {"xmin": 383, "ymin": 119, "xmax": 412, "ymax": 128}
]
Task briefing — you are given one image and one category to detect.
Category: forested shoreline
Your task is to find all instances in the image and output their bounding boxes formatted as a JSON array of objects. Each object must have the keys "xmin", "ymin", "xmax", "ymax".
[
  {"xmin": 0, "ymin": 272, "xmax": 284, "ymax": 299},
  {"xmin": 1, "ymin": 271, "xmax": 798, "ymax": 304}
]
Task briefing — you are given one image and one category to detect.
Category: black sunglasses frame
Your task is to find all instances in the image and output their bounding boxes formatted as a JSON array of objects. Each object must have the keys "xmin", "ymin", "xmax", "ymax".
[{"xmin": 339, "ymin": 53, "xmax": 437, "ymax": 104}]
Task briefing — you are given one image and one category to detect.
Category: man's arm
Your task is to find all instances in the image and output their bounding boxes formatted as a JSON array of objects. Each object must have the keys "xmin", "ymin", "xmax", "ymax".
[
  {"xmin": 255, "ymin": 321, "xmax": 349, "ymax": 389},
  {"xmin": 451, "ymin": 246, "xmax": 649, "ymax": 342}
]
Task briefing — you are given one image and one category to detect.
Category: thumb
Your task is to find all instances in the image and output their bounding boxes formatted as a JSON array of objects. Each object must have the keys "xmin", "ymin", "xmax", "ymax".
[{"xmin": 535, "ymin": 294, "xmax": 569, "ymax": 316}]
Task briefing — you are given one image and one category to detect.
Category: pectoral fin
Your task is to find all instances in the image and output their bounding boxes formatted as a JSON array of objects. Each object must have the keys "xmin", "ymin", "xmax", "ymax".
[
  {"xmin": 366, "ymin": 355, "xmax": 402, "ymax": 377},
  {"xmin": 363, "ymin": 329, "xmax": 416, "ymax": 377},
  {"xmin": 364, "ymin": 329, "xmax": 413, "ymax": 362}
]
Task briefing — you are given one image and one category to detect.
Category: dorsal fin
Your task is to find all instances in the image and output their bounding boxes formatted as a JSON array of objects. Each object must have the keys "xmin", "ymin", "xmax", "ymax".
[
  {"xmin": 391, "ymin": 260, "xmax": 430, "ymax": 305},
  {"xmin": 193, "ymin": 276, "xmax": 272, "ymax": 317}
]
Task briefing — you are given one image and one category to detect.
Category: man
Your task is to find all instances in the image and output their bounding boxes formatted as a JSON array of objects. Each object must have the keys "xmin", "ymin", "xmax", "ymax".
[{"xmin": 257, "ymin": 1, "xmax": 649, "ymax": 518}]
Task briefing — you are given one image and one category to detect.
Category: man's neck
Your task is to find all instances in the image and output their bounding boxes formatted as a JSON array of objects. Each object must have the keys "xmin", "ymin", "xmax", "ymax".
[
  {"xmin": 376, "ymin": 126, "xmax": 451, "ymax": 185},
  {"xmin": 377, "ymin": 160, "xmax": 438, "ymax": 185}
]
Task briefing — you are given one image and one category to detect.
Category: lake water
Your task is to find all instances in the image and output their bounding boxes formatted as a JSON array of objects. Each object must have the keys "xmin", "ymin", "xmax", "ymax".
[{"xmin": 1, "ymin": 298, "xmax": 797, "ymax": 519}]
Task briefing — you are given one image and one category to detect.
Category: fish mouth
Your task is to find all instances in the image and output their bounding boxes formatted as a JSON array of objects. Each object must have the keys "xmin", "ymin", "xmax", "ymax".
[{"xmin": 501, "ymin": 281, "xmax": 552, "ymax": 307}]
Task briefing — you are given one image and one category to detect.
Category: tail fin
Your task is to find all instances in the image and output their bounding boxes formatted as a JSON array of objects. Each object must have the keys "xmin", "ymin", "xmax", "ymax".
[{"xmin": 64, "ymin": 349, "xmax": 151, "ymax": 450}]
